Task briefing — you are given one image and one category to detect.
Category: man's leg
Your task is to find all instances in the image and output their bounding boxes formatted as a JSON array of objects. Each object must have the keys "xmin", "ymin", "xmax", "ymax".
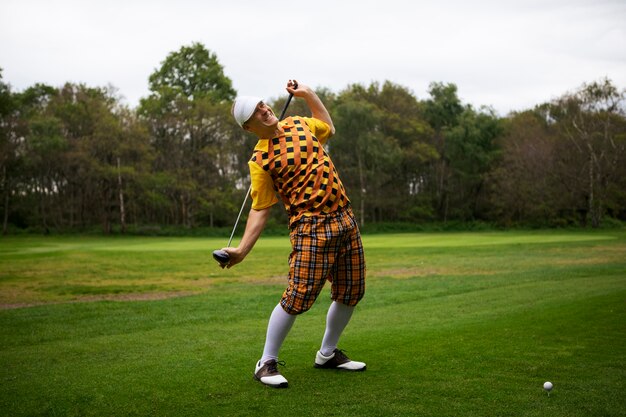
[
  {"xmin": 261, "ymin": 303, "xmax": 296, "ymax": 363},
  {"xmin": 320, "ymin": 300, "xmax": 354, "ymax": 356},
  {"xmin": 254, "ymin": 303, "xmax": 296, "ymax": 388},
  {"xmin": 315, "ymin": 300, "xmax": 366, "ymax": 371},
  {"xmin": 315, "ymin": 207, "xmax": 366, "ymax": 371}
]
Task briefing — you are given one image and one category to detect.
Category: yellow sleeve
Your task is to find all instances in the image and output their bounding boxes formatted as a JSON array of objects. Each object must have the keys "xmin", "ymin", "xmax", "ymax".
[
  {"xmin": 248, "ymin": 161, "xmax": 279, "ymax": 210},
  {"xmin": 303, "ymin": 117, "xmax": 331, "ymax": 144}
]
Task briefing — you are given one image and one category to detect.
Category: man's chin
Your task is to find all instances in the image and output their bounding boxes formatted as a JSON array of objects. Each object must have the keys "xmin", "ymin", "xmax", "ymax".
[{"xmin": 265, "ymin": 117, "xmax": 279, "ymax": 126}]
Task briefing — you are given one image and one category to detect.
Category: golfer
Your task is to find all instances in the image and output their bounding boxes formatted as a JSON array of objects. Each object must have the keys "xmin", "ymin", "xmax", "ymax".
[{"xmin": 222, "ymin": 80, "xmax": 366, "ymax": 388}]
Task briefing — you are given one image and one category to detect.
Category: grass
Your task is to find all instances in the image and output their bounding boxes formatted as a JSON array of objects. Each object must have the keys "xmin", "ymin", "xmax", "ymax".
[{"xmin": 0, "ymin": 230, "xmax": 625, "ymax": 416}]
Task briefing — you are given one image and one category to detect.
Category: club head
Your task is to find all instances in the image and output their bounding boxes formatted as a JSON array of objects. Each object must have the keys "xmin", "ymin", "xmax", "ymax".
[{"xmin": 212, "ymin": 249, "xmax": 230, "ymax": 266}]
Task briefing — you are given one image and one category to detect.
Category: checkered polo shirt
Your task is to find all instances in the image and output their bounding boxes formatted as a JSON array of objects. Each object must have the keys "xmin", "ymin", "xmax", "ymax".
[{"xmin": 248, "ymin": 116, "xmax": 349, "ymax": 226}]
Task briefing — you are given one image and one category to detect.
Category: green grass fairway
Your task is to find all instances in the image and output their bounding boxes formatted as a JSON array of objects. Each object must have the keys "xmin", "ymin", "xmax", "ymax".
[{"xmin": 1, "ymin": 230, "xmax": 625, "ymax": 416}]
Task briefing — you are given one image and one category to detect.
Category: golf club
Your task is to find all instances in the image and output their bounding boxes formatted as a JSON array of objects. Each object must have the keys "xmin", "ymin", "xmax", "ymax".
[{"xmin": 212, "ymin": 81, "xmax": 298, "ymax": 266}]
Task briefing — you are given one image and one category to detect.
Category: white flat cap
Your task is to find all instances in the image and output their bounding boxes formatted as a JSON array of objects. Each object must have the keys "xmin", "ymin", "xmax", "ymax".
[{"xmin": 232, "ymin": 96, "xmax": 263, "ymax": 127}]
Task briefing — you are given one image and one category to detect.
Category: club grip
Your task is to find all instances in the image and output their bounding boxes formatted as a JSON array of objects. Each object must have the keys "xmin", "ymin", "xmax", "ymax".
[
  {"xmin": 212, "ymin": 249, "xmax": 230, "ymax": 265},
  {"xmin": 279, "ymin": 81, "xmax": 297, "ymax": 120}
]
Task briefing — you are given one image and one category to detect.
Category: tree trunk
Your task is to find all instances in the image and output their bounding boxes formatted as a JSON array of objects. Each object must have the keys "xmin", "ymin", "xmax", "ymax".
[
  {"xmin": 117, "ymin": 158, "xmax": 126, "ymax": 234},
  {"xmin": 181, "ymin": 195, "xmax": 188, "ymax": 228},
  {"xmin": 39, "ymin": 178, "xmax": 49, "ymax": 233},
  {"xmin": 2, "ymin": 165, "xmax": 8, "ymax": 235},
  {"xmin": 357, "ymin": 153, "xmax": 366, "ymax": 226}
]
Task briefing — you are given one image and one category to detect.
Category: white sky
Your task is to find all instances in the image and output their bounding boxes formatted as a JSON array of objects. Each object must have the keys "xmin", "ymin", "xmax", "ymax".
[{"xmin": 1, "ymin": 0, "xmax": 625, "ymax": 116}]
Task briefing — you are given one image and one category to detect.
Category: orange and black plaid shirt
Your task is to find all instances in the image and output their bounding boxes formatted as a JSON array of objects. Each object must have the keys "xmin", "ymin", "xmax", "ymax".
[{"xmin": 248, "ymin": 116, "xmax": 349, "ymax": 226}]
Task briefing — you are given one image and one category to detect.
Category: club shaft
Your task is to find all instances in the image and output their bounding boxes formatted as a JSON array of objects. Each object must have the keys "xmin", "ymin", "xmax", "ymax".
[
  {"xmin": 226, "ymin": 184, "xmax": 250, "ymax": 248},
  {"xmin": 281, "ymin": 95, "xmax": 294, "ymax": 119}
]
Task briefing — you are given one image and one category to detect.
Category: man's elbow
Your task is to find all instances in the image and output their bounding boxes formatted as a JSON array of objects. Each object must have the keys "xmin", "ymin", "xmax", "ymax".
[{"xmin": 251, "ymin": 206, "xmax": 272, "ymax": 219}]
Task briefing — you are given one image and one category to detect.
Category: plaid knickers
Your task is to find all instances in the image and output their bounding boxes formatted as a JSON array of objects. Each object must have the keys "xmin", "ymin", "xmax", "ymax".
[{"xmin": 281, "ymin": 206, "xmax": 366, "ymax": 314}]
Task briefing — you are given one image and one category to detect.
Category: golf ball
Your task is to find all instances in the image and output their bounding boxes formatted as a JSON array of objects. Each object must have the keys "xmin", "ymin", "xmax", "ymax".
[{"xmin": 543, "ymin": 381, "xmax": 553, "ymax": 391}]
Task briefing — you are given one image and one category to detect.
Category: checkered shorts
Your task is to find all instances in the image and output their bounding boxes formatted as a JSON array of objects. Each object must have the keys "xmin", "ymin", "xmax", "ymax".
[{"xmin": 281, "ymin": 205, "xmax": 366, "ymax": 314}]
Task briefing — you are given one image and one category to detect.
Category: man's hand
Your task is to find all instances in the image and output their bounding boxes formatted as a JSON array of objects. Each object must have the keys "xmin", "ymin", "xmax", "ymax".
[
  {"xmin": 286, "ymin": 79, "xmax": 335, "ymax": 136},
  {"xmin": 219, "ymin": 247, "xmax": 245, "ymax": 269},
  {"xmin": 286, "ymin": 79, "xmax": 307, "ymax": 97},
  {"xmin": 286, "ymin": 80, "xmax": 316, "ymax": 101}
]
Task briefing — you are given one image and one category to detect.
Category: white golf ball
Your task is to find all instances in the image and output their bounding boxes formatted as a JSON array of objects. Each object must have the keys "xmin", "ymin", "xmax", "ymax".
[{"xmin": 543, "ymin": 381, "xmax": 553, "ymax": 391}]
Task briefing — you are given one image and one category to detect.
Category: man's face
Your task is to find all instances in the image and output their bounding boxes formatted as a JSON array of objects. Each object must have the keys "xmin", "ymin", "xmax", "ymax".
[{"xmin": 244, "ymin": 102, "xmax": 278, "ymax": 132}]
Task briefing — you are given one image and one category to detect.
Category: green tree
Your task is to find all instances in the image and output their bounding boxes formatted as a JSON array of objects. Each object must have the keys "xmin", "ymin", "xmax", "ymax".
[
  {"xmin": 0, "ymin": 69, "xmax": 21, "ymax": 234},
  {"xmin": 486, "ymin": 110, "xmax": 558, "ymax": 225},
  {"xmin": 113, "ymin": 107, "xmax": 154, "ymax": 231},
  {"xmin": 147, "ymin": 42, "xmax": 236, "ymax": 106},
  {"xmin": 422, "ymin": 82, "xmax": 464, "ymax": 221},
  {"xmin": 549, "ymin": 78, "xmax": 626, "ymax": 227},
  {"xmin": 9, "ymin": 83, "xmax": 150, "ymax": 234},
  {"xmin": 139, "ymin": 43, "xmax": 241, "ymax": 228},
  {"xmin": 446, "ymin": 106, "xmax": 502, "ymax": 220},
  {"xmin": 42, "ymin": 84, "xmax": 132, "ymax": 233},
  {"xmin": 1, "ymin": 81, "xmax": 59, "ymax": 233},
  {"xmin": 331, "ymin": 84, "xmax": 404, "ymax": 225},
  {"xmin": 349, "ymin": 81, "xmax": 438, "ymax": 221},
  {"xmin": 23, "ymin": 113, "xmax": 66, "ymax": 231}
]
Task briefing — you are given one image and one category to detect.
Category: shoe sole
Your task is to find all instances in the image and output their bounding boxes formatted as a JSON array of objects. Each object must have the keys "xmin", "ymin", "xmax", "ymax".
[
  {"xmin": 253, "ymin": 375, "xmax": 289, "ymax": 388},
  {"xmin": 314, "ymin": 364, "xmax": 367, "ymax": 372}
]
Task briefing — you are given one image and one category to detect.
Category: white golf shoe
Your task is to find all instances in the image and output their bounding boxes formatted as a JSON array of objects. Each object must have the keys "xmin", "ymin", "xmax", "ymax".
[
  {"xmin": 314, "ymin": 349, "xmax": 366, "ymax": 371},
  {"xmin": 254, "ymin": 359, "xmax": 288, "ymax": 388}
]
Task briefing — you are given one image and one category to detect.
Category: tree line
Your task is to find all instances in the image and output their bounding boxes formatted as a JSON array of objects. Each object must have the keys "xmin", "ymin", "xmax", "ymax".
[{"xmin": 1, "ymin": 43, "xmax": 625, "ymax": 234}]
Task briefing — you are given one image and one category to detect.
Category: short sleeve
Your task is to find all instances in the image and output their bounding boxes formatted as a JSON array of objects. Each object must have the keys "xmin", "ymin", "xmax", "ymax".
[
  {"xmin": 248, "ymin": 161, "xmax": 279, "ymax": 210},
  {"xmin": 303, "ymin": 117, "xmax": 332, "ymax": 144}
]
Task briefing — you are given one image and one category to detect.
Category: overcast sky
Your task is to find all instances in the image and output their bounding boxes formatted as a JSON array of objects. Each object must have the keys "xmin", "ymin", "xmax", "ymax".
[{"xmin": 1, "ymin": 0, "xmax": 625, "ymax": 115}]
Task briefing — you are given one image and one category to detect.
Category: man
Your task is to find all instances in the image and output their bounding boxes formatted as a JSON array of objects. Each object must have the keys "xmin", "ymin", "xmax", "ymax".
[{"xmin": 222, "ymin": 80, "xmax": 366, "ymax": 388}]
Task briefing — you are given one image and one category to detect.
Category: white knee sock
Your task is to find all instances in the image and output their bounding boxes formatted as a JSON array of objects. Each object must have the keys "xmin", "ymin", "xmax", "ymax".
[
  {"xmin": 260, "ymin": 303, "xmax": 297, "ymax": 363},
  {"xmin": 320, "ymin": 301, "xmax": 355, "ymax": 356}
]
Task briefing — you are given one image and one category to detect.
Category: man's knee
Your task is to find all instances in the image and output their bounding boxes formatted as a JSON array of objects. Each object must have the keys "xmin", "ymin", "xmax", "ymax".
[{"xmin": 280, "ymin": 298, "xmax": 314, "ymax": 315}]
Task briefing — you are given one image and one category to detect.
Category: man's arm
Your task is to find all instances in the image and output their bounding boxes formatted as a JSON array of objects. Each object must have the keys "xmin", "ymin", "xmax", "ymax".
[
  {"xmin": 286, "ymin": 81, "xmax": 335, "ymax": 137},
  {"xmin": 221, "ymin": 207, "xmax": 271, "ymax": 268}
]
